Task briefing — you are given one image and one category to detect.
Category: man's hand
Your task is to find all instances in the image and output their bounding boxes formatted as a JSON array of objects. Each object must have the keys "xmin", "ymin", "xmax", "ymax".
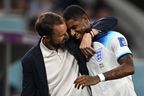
[
  {"xmin": 80, "ymin": 33, "xmax": 95, "ymax": 59},
  {"xmin": 74, "ymin": 75, "xmax": 100, "ymax": 89}
]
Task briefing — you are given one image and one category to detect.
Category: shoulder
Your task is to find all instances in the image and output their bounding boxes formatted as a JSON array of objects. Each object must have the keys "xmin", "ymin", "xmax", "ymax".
[
  {"xmin": 102, "ymin": 31, "xmax": 127, "ymax": 43},
  {"xmin": 21, "ymin": 45, "xmax": 38, "ymax": 63},
  {"xmin": 106, "ymin": 31, "xmax": 125, "ymax": 38},
  {"xmin": 93, "ymin": 31, "xmax": 123, "ymax": 41},
  {"xmin": 106, "ymin": 31, "xmax": 128, "ymax": 45},
  {"xmin": 93, "ymin": 31, "xmax": 127, "ymax": 47}
]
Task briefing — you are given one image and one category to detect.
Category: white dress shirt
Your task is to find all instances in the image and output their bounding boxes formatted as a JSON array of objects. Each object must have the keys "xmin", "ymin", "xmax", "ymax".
[{"xmin": 40, "ymin": 40, "xmax": 91, "ymax": 96}]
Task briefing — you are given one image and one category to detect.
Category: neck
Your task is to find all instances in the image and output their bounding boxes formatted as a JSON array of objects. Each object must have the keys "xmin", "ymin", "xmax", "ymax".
[{"xmin": 42, "ymin": 38, "xmax": 58, "ymax": 51}]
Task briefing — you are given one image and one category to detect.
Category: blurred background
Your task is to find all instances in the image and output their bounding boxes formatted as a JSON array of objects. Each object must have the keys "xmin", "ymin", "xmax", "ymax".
[{"xmin": 0, "ymin": 0, "xmax": 144, "ymax": 96}]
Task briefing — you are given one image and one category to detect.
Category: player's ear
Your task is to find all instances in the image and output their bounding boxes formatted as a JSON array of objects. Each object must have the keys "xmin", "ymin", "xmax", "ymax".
[
  {"xmin": 82, "ymin": 15, "xmax": 89, "ymax": 24},
  {"xmin": 43, "ymin": 35, "xmax": 50, "ymax": 41}
]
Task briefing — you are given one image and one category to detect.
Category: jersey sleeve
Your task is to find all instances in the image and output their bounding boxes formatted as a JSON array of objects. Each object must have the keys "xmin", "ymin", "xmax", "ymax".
[{"xmin": 110, "ymin": 32, "xmax": 132, "ymax": 59}]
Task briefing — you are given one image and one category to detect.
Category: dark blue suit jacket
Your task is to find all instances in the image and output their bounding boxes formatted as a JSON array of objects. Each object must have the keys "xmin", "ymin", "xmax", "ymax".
[{"xmin": 21, "ymin": 43, "xmax": 50, "ymax": 96}]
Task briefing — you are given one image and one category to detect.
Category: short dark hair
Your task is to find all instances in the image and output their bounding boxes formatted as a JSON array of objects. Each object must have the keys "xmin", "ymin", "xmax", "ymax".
[
  {"xmin": 63, "ymin": 5, "xmax": 88, "ymax": 21},
  {"xmin": 35, "ymin": 12, "xmax": 65, "ymax": 37}
]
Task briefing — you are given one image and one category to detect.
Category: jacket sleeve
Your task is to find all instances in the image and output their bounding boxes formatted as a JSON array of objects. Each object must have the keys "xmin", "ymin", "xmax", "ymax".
[{"xmin": 21, "ymin": 57, "xmax": 40, "ymax": 96}]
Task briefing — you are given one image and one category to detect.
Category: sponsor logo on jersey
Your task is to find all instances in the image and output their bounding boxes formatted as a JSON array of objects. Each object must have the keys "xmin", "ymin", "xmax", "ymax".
[
  {"xmin": 118, "ymin": 37, "xmax": 126, "ymax": 47},
  {"xmin": 95, "ymin": 48, "xmax": 103, "ymax": 62}
]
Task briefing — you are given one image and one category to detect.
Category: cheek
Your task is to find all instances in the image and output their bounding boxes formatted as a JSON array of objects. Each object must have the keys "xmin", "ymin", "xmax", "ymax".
[
  {"xmin": 58, "ymin": 37, "xmax": 65, "ymax": 43},
  {"xmin": 83, "ymin": 21, "xmax": 88, "ymax": 27},
  {"xmin": 52, "ymin": 37, "xmax": 61, "ymax": 44},
  {"xmin": 78, "ymin": 25, "xmax": 85, "ymax": 34}
]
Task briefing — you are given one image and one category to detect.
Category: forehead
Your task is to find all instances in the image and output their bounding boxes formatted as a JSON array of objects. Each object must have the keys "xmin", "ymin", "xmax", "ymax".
[
  {"xmin": 53, "ymin": 23, "xmax": 67, "ymax": 35},
  {"xmin": 66, "ymin": 19, "xmax": 80, "ymax": 29}
]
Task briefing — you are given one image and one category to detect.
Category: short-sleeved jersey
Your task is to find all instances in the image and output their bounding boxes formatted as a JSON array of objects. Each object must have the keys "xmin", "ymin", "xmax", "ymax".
[{"xmin": 87, "ymin": 31, "xmax": 137, "ymax": 96}]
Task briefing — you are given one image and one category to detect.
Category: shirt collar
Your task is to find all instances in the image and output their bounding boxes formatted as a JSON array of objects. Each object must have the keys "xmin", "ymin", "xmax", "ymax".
[{"xmin": 40, "ymin": 39, "xmax": 54, "ymax": 57}]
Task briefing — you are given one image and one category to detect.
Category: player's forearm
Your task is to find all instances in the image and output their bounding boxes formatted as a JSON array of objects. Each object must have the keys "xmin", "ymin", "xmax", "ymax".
[
  {"xmin": 103, "ymin": 63, "xmax": 134, "ymax": 81},
  {"xmin": 103, "ymin": 54, "xmax": 135, "ymax": 81}
]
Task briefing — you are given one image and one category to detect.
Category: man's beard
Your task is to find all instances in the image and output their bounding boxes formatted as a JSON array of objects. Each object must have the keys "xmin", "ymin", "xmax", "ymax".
[{"xmin": 51, "ymin": 42, "xmax": 66, "ymax": 51}]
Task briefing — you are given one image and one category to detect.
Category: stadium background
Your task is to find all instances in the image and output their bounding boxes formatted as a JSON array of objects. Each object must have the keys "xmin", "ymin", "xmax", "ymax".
[{"xmin": 0, "ymin": 0, "xmax": 144, "ymax": 96}]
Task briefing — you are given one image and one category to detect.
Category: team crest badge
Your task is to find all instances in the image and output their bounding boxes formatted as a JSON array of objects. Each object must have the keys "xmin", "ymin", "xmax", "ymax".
[
  {"xmin": 95, "ymin": 47, "xmax": 103, "ymax": 62},
  {"xmin": 118, "ymin": 37, "xmax": 126, "ymax": 47}
]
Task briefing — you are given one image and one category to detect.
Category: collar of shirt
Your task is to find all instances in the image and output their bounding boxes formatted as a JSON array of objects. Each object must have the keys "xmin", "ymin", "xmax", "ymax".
[{"xmin": 40, "ymin": 39, "xmax": 55, "ymax": 58}]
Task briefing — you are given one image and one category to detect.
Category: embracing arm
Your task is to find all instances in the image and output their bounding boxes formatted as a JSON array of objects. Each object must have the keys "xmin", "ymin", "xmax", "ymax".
[
  {"xmin": 80, "ymin": 29, "xmax": 99, "ymax": 59},
  {"xmin": 104, "ymin": 54, "xmax": 134, "ymax": 80},
  {"xmin": 74, "ymin": 54, "xmax": 135, "ymax": 88}
]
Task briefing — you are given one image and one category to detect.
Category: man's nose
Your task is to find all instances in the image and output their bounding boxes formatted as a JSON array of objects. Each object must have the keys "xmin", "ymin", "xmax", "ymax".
[{"xmin": 64, "ymin": 32, "xmax": 69, "ymax": 40}]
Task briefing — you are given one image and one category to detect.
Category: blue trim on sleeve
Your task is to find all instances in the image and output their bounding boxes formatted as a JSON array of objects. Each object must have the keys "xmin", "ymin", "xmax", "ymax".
[{"xmin": 117, "ymin": 52, "xmax": 132, "ymax": 60}]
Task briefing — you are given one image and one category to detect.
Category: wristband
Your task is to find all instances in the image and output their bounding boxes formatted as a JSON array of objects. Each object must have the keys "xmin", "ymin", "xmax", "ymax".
[
  {"xmin": 90, "ymin": 31, "xmax": 94, "ymax": 37},
  {"xmin": 97, "ymin": 29, "xmax": 102, "ymax": 33},
  {"xmin": 97, "ymin": 73, "xmax": 105, "ymax": 82}
]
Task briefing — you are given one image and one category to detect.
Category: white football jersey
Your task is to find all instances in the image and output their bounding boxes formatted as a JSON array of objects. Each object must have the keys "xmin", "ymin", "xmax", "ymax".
[{"xmin": 87, "ymin": 31, "xmax": 137, "ymax": 96}]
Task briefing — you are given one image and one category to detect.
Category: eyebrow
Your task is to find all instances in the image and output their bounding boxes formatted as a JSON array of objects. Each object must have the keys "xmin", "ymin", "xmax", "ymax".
[
  {"xmin": 60, "ymin": 30, "xmax": 67, "ymax": 36},
  {"xmin": 69, "ymin": 25, "xmax": 76, "ymax": 30}
]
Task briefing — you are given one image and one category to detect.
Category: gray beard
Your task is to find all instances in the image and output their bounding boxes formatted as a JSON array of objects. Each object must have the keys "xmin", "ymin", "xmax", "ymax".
[{"xmin": 56, "ymin": 43, "xmax": 66, "ymax": 51}]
